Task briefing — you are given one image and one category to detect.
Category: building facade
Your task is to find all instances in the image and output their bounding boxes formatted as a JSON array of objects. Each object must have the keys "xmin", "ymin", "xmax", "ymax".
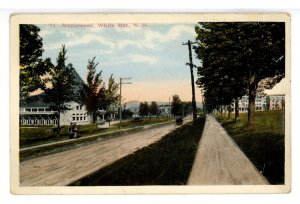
[
  {"xmin": 269, "ymin": 94, "xmax": 285, "ymax": 110},
  {"xmin": 19, "ymin": 68, "xmax": 92, "ymax": 126},
  {"xmin": 19, "ymin": 94, "xmax": 90, "ymax": 126},
  {"xmin": 232, "ymin": 94, "xmax": 284, "ymax": 113}
]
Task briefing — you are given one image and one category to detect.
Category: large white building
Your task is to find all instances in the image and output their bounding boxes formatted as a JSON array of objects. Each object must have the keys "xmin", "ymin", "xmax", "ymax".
[
  {"xmin": 19, "ymin": 68, "xmax": 92, "ymax": 126},
  {"xmin": 232, "ymin": 94, "xmax": 284, "ymax": 112},
  {"xmin": 269, "ymin": 94, "xmax": 285, "ymax": 110},
  {"xmin": 236, "ymin": 95, "xmax": 268, "ymax": 112}
]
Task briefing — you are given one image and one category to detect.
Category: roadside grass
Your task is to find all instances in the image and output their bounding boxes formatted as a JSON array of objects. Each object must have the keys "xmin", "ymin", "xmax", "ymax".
[
  {"xmin": 69, "ymin": 115, "xmax": 206, "ymax": 186},
  {"xmin": 20, "ymin": 117, "xmax": 172, "ymax": 148},
  {"xmin": 20, "ymin": 126, "xmax": 144, "ymax": 161},
  {"xmin": 20, "ymin": 124, "xmax": 119, "ymax": 148},
  {"xmin": 111, "ymin": 117, "xmax": 172, "ymax": 128},
  {"xmin": 216, "ymin": 110, "xmax": 285, "ymax": 184}
]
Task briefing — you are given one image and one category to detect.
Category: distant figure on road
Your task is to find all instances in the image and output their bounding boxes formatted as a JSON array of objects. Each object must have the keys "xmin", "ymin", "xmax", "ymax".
[{"xmin": 69, "ymin": 122, "xmax": 78, "ymax": 139}]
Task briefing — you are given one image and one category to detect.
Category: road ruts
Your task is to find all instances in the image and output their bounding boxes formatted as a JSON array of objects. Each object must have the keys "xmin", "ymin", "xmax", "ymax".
[
  {"xmin": 20, "ymin": 118, "xmax": 191, "ymax": 186},
  {"xmin": 188, "ymin": 115, "xmax": 268, "ymax": 185}
]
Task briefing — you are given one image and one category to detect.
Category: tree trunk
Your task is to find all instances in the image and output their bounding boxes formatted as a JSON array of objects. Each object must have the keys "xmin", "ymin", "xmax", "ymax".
[
  {"xmin": 220, "ymin": 106, "xmax": 223, "ymax": 116},
  {"xmin": 227, "ymin": 106, "xmax": 231, "ymax": 119},
  {"xmin": 235, "ymin": 99, "xmax": 239, "ymax": 121},
  {"xmin": 248, "ymin": 81, "xmax": 257, "ymax": 129},
  {"xmin": 56, "ymin": 111, "xmax": 61, "ymax": 137}
]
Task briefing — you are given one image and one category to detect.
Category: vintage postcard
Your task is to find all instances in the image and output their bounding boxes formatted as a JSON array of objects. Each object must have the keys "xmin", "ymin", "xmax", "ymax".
[{"xmin": 10, "ymin": 13, "xmax": 291, "ymax": 194}]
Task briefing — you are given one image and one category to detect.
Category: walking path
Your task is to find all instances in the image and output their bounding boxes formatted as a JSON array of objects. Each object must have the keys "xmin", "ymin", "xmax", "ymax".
[
  {"xmin": 188, "ymin": 115, "xmax": 268, "ymax": 185},
  {"xmin": 20, "ymin": 118, "xmax": 191, "ymax": 186}
]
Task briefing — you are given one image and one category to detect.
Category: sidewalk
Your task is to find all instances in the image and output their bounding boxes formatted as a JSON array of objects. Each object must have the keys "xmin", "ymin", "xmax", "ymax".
[{"xmin": 188, "ymin": 115, "xmax": 268, "ymax": 185}]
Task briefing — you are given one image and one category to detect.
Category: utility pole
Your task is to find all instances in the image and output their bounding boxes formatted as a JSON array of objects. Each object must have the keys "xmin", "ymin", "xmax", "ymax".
[
  {"xmin": 119, "ymin": 77, "xmax": 131, "ymax": 129},
  {"xmin": 182, "ymin": 40, "xmax": 197, "ymax": 122}
]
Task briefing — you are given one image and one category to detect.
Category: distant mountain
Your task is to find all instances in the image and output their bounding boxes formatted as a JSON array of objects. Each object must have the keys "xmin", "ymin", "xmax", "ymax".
[{"xmin": 123, "ymin": 100, "xmax": 202, "ymax": 112}]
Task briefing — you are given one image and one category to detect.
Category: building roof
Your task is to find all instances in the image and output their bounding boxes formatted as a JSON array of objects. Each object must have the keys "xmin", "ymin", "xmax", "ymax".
[{"xmin": 20, "ymin": 68, "xmax": 86, "ymax": 108}]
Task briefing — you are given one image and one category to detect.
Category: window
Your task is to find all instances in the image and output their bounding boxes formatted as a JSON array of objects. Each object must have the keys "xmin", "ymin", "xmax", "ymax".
[
  {"xmin": 38, "ymin": 108, "xmax": 44, "ymax": 112},
  {"xmin": 77, "ymin": 117, "xmax": 79, "ymax": 120},
  {"xmin": 73, "ymin": 117, "xmax": 76, "ymax": 121},
  {"xmin": 80, "ymin": 117, "xmax": 82, "ymax": 121},
  {"xmin": 76, "ymin": 106, "xmax": 79, "ymax": 110},
  {"xmin": 25, "ymin": 108, "xmax": 31, "ymax": 112},
  {"xmin": 32, "ymin": 108, "xmax": 37, "ymax": 112}
]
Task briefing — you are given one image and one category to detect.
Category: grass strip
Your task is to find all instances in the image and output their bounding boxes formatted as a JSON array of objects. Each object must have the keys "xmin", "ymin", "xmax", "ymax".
[
  {"xmin": 69, "ymin": 115, "xmax": 206, "ymax": 186},
  {"xmin": 20, "ymin": 126, "xmax": 143, "ymax": 161}
]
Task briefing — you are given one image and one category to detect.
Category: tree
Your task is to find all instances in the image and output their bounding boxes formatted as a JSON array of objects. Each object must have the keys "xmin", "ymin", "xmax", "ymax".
[
  {"xmin": 182, "ymin": 101, "xmax": 192, "ymax": 116},
  {"xmin": 43, "ymin": 45, "xmax": 77, "ymax": 135},
  {"xmin": 194, "ymin": 23, "xmax": 247, "ymax": 121},
  {"xmin": 194, "ymin": 22, "xmax": 285, "ymax": 127},
  {"xmin": 82, "ymin": 57, "xmax": 105, "ymax": 123},
  {"xmin": 149, "ymin": 101, "xmax": 159, "ymax": 117},
  {"xmin": 139, "ymin": 102, "xmax": 149, "ymax": 117},
  {"xmin": 171, "ymin": 95, "xmax": 182, "ymax": 117},
  {"xmin": 20, "ymin": 24, "xmax": 53, "ymax": 100},
  {"xmin": 105, "ymin": 75, "xmax": 120, "ymax": 119}
]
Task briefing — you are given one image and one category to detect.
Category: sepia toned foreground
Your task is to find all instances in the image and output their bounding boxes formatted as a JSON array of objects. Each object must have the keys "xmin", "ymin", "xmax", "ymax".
[
  {"xmin": 20, "ymin": 119, "xmax": 191, "ymax": 186},
  {"xmin": 188, "ymin": 115, "xmax": 268, "ymax": 185}
]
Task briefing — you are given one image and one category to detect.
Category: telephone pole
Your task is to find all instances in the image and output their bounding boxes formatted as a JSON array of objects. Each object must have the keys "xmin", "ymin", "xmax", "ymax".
[
  {"xmin": 119, "ymin": 77, "xmax": 131, "ymax": 129},
  {"xmin": 182, "ymin": 40, "xmax": 197, "ymax": 122}
]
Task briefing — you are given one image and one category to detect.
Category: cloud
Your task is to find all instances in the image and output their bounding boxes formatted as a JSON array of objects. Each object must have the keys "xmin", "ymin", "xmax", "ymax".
[
  {"xmin": 144, "ymin": 25, "xmax": 196, "ymax": 45},
  {"xmin": 61, "ymin": 30, "xmax": 77, "ymax": 38},
  {"xmin": 43, "ymin": 24, "xmax": 196, "ymax": 51},
  {"xmin": 39, "ymin": 29, "xmax": 53, "ymax": 37},
  {"xmin": 129, "ymin": 54, "xmax": 159, "ymax": 65},
  {"xmin": 44, "ymin": 34, "xmax": 115, "ymax": 50}
]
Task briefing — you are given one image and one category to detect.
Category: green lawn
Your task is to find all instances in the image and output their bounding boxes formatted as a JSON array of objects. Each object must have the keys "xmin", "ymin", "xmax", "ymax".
[
  {"xmin": 217, "ymin": 110, "xmax": 285, "ymax": 184},
  {"xmin": 20, "ymin": 117, "xmax": 172, "ymax": 148},
  {"xmin": 69, "ymin": 115, "xmax": 206, "ymax": 186},
  {"xmin": 19, "ymin": 124, "xmax": 119, "ymax": 148}
]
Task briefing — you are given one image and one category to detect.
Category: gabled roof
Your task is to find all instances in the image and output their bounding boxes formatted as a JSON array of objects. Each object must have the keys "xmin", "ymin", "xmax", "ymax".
[{"xmin": 20, "ymin": 68, "xmax": 86, "ymax": 108}]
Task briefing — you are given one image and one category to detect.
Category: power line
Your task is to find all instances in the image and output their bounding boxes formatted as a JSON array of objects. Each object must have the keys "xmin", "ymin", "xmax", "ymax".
[{"xmin": 119, "ymin": 77, "xmax": 132, "ymax": 129}]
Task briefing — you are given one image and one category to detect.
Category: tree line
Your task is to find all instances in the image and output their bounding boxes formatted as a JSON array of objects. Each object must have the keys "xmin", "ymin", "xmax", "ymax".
[
  {"xmin": 193, "ymin": 22, "xmax": 285, "ymax": 128},
  {"xmin": 20, "ymin": 25, "xmax": 120, "ymax": 134}
]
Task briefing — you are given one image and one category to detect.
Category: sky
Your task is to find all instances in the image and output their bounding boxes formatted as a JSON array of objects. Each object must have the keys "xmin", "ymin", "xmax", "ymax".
[
  {"xmin": 38, "ymin": 23, "xmax": 203, "ymax": 103},
  {"xmin": 37, "ymin": 22, "xmax": 286, "ymax": 103}
]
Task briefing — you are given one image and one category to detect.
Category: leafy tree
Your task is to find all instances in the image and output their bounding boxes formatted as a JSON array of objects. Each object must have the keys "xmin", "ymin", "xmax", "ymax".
[
  {"xmin": 195, "ymin": 23, "xmax": 247, "ymax": 121},
  {"xmin": 171, "ymin": 95, "xmax": 182, "ymax": 117},
  {"xmin": 194, "ymin": 22, "xmax": 285, "ymax": 127},
  {"xmin": 149, "ymin": 101, "xmax": 159, "ymax": 116},
  {"xmin": 82, "ymin": 57, "xmax": 104, "ymax": 123},
  {"xmin": 43, "ymin": 45, "xmax": 77, "ymax": 135},
  {"xmin": 139, "ymin": 102, "xmax": 149, "ymax": 117},
  {"xmin": 20, "ymin": 24, "xmax": 53, "ymax": 100},
  {"xmin": 182, "ymin": 101, "xmax": 192, "ymax": 116},
  {"xmin": 105, "ymin": 74, "xmax": 120, "ymax": 119}
]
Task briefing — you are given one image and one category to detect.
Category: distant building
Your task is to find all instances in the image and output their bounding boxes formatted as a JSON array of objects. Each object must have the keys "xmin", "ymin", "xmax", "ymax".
[
  {"xmin": 158, "ymin": 104, "xmax": 171, "ymax": 116},
  {"xmin": 234, "ymin": 95, "xmax": 267, "ymax": 112},
  {"xmin": 231, "ymin": 94, "xmax": 284, "ymax": 113},
  {"xmin": 19, "ymin": 68, "xmax": 91, "ymax": 126},
  {"xmin": 269, "ymin": 94, "xmax": 285, "ymax": 110}
]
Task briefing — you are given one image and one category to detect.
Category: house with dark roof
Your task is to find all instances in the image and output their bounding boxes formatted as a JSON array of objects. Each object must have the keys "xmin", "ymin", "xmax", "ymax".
[{"xmin": 19, "ymin": 68, "xmax": 91, "ymax": 126}]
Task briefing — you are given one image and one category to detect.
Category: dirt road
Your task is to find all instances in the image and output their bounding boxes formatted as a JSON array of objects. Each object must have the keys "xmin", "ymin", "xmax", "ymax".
[
  {"xmin": 20, "ymin": 119, "xmax": 190, "ymax": 186},
  {"xmin": 188, "ymin": 115, "xmax": 268, "ymax": 185}
]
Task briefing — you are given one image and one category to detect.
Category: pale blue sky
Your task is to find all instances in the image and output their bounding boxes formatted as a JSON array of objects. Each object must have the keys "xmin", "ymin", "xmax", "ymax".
[{"xmin": 38, "ymin": 23, "xmax": 203, "ymax": 102}]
